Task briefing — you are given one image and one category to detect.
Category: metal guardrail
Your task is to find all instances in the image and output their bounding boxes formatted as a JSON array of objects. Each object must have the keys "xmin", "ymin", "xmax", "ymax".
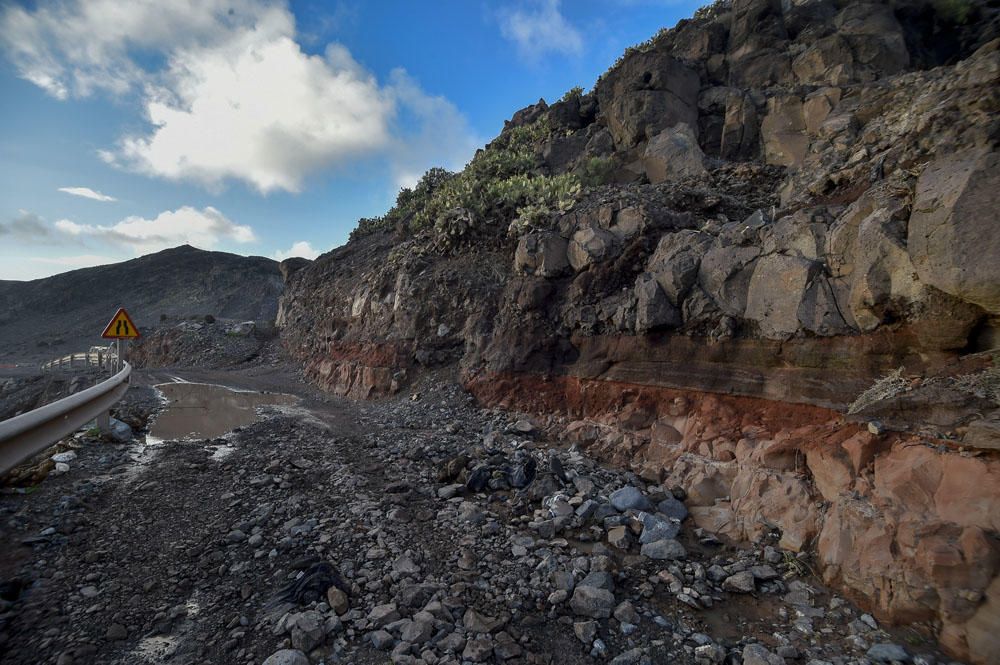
[
  {"xmin": 0, "ymin": 362, "xmax": 131, "ymax": 477},
  {"xmin": 41, "ymin": 344, "xmax": 119, "ymax": 372}
]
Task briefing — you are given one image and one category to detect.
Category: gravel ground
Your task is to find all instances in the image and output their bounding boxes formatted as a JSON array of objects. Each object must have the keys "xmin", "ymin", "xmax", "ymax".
[{"xmin": 0, "ymin": 366, "xmax": 948, "ymax": 665}]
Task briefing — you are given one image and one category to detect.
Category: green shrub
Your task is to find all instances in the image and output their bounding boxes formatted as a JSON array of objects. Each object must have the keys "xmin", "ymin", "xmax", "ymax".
[
  {"xmin": 349, "ymin": 115, "xmax": 582, "ymax": 252},
  {"xmin": 580, "ymin": 156, "xmax": 616, "ymax": 187},
  {"xmin": 559, "ymin": 86, "xmax": 584, "ymax": 103}
]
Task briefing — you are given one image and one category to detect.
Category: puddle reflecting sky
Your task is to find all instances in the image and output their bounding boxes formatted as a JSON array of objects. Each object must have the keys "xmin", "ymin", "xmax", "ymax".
[{"xmin": 148, "ymin": 383, "xmax": 298, "ymax": 443}]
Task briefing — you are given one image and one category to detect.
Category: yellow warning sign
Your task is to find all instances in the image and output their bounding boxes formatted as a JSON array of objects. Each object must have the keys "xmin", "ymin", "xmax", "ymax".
[{"xmin": 101, "ymin": 307, "xmax": 140, "ymax": 339}]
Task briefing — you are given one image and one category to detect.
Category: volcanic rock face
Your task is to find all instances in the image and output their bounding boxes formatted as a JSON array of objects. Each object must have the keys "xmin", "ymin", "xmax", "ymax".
[{"xmin": 279, "ymin": 2, "xmax": 1000, "ymax": 661}]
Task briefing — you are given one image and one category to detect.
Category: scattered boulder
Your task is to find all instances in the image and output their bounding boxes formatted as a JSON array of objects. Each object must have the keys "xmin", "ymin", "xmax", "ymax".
[{"xmin": 642, "ymin": 123, "xmax": 707, "ymax": 183}]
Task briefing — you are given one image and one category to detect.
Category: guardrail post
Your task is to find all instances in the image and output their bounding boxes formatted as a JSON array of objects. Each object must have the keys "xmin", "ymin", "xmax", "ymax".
[{"xmin": 97, "ymin": 410, "xmax": 111, "ymax": 434}]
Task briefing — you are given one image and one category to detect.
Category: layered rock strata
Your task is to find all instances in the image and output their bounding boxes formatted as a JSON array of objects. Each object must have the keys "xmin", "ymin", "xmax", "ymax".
[{"xmin": 279, "ymin": 2, "xmax": 1000, "ymax": 661}]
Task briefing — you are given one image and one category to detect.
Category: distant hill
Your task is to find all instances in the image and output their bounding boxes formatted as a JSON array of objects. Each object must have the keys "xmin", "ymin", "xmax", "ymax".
[{"xmin": 0, "ymin": 245, "xmax": 284, "ymax": 361}]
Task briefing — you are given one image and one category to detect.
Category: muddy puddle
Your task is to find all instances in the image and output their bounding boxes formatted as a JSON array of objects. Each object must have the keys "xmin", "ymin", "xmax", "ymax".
[{"xmin": 147, "ymin": 382, "xmax": 298, "ymax": 444}]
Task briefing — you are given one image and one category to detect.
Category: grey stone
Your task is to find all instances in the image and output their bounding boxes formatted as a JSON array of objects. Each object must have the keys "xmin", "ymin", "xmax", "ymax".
[
  {"xmin": 723, "ymin": 571, "xmax": 756, "ymax": 593},
  {"xmin": 609, "ymin": 486, "xmax": 651, "ymax": 512},
  {"xmin": 369, "ymin": 629, "xmax": 395, "ymax": 650},
  {"xmin": 643, "ymin": 123, "xmax": 707, "ymax": 183},
  {"xmin": 867, "ymin": 643, "xmax": 911, "ymax": 662},
  {"xmin": 574, "ymin": 620, "xmax": 598, "ymax": 644},
  {"xmin": 580, "ymin": 571, "xmax": 615, "ymax": 591},
  {"xmin": 570, "ymin": 585, "xmax": 616, "ymax": 618},
  {"xmin": 637, "ymin": 512, "xmax": 680, "ymax": 544},
  {"xmin": 463, "ymin": 636, "xmax": 494, "ymax": 662},
  {"xmin": 640, "ymin": 538, "xmax": 686, "ymax": 560},
  {"xmin": 656, "ymin": 496, "xmax": 689, "ymax": 521},
  {"xmin": 262, "ymin": 650, "xmax": 309, "ymax": 665},
  {"xmin": 742, "ymin": 644, "xmax": 786, "ymax": 665}
]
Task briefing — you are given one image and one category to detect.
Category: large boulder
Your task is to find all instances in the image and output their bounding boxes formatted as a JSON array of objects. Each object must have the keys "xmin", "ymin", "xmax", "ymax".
[
  {"xmin": 596, "ymin": 51, "xmax": 700, "ymax": 149},
  {"xmin": 568, "ymin": 227, "xmax": 619, "ymax": 272},
  {"xmin": 647, "ymin": 230, "xmax": 714, "ymax": 305},
  {"xmin": 834, "ymin": 2, "xmax": 910, "ymax": 80},
  {"xmin": 698, "ymin": 244, "xmax": 761, "ymax": 317},
  {"xmin": 635, "ymin": 274, "xmax": 681, "ymax": 332},
  {"xmin": 642, "ymin": 123, "xmax": 707, "ymax": 183},
  {"xmin": 720, "ymin": 92, "xmax": 760, "ymax": 160},
  {"xmin": 745, "ymin": 254, "xmax": 849, "ymax": 337},
  {"xmin": 908, "ymin": 150, "xmax": 1000, "ymax": 314},
  {"xmin": 793, "ymin": 34, "xmax": 856, "ymax": 85},
  {"xmin": 515, "ymin": 232, "xmax": 570, "ymax": 277},
  {"xmin": 761, "ymin": 95, "xmax": 809, "ymax": 167}
]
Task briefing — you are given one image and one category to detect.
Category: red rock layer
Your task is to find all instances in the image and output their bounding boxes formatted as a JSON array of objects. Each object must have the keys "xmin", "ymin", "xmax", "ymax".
[{"xmin": 464, "ymin": 370, "xmax": 1000, "ymax": 664}]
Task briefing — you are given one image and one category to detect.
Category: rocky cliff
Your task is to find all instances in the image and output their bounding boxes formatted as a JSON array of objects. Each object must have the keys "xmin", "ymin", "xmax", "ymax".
[{"xmin": 279, "ymin": 1, "xmax": 1000, "ymax": 661}]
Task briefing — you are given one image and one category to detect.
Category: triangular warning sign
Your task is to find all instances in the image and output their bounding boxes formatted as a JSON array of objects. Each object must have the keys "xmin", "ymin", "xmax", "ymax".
[{"xmin": 101, "ymin": 307, "xmax": 140, "ymax": 339}]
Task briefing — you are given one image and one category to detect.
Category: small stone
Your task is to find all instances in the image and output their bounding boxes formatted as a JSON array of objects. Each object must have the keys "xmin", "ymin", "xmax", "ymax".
[
  {"xmin": 750, "ymin": 565, "xmax": 779, "ymax": 581},
  {"xmin": 369, "ymin": 629, "xmax": 395, "ymax": 650},
  {"xmin": 400, "ymin": 619, "xmax": 434, "ymax": 645},
  {"xmin": 579, "ymin": 571, "xmax": 615, "ymax": 591},
  {"xmin": 742, "ymin": 644, "xmax": 785, "ymax": 665},
  {"xmin": 463, "ymin": 636, "xmax": 494, "ymax": 662},
  {"xmin": 639, "ymin": 538, "xmax": 686, "ymax": 560},
  {"xmin": 609, "ymin": 486, "xmax": 652, "ymax": 512},
  {"xmin": 369, "ymin": 603, "xmax": 400, "ymax": 628},
  {"xmin": 637, "ymin": 512, "xmax": 680, "ymax": 544},
  {"xmin": 261, "ymin": 649, "xmax": 309, "ymax": 665},
  {"xmin": 513, "ymin": 419, "xmax": 535, "ymax": 433},
  {"xmin": 326, "ymin": 586, "xmax": 349, "ymax": 614},
  {"xmin": 607, "ymin": 525, "xmax": 631, "ymax": 550},
  {"xmin": 393, "ymin": 555, "xmax": 421, "ymax": 575},
  {"xmin": 548, "ymin": 589, "xmax": 569, "ymax": 604},
  {"xmin": 694, "ymin": 644, "xmax": 727, "ymax": 664},
  {"xmin": 574, "ymin": 620, "xmax": 598, "ymax": 644},
  {"xmin": 493, "ymin": 631, "xmax": 523, "ymax": 660},
  {"xmin": 570, "ymin": 585, "xmax": 616, "ymax": 618},
  {"xmin": 610, "ymin": 647, "xmax": 645, "ymax": 665},
  {"xmin": 613, "ymin": 600, "xmax": 639, "ymax": 625},
  {"xmin": 867, "ymin": 643, "xmax": 911, "ymax": 662},
  {"xmin": 723, "ymin": 571, "xmax": 756, "ymax": 593},
  {"xmin": 657, "ymin": 496, "xmax": 688, "ymax": 521},
  {"xmin": 464, "ymin": 608, "xmax": 504, "ymax": 633},
  {"xmin": 105, "ymin": 623, "xmax": 127, "ymax": 641}
]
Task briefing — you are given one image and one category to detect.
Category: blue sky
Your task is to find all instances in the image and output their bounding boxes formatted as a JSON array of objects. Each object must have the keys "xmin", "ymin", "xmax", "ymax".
[{"xmin": 0, "ymin": 0, "xmax": 702, "ymax": 280}]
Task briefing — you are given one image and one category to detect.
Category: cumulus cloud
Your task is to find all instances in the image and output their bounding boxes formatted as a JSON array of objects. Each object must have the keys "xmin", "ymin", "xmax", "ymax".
[
  {"xmin": 499, "ymin": 0, "xmax": 583, "ymax": 61},
  {"xmin": 272, "ymin": 241, "xmax": 320, "ymax": 261},
  {"xmin": 54, "ymin": 206, "xmax": 256, "ymax": 252},
  {"xmin": 2, "ymin": 0, "xmax": 478, "ymax": 195},
  {"xmin": 58, "ymin": 186, "xmax": 117, "ymax": 202},
  {"xmin": 386, "ymin": 69, "xmax": 481, "ymax": 190},
  {"xmin": 105, "ymin": 33, "xmax": 394, "ymax": 193},
  {"xmin": 0, "ymin": 0, "xmax": 270, "ymax": 99}
]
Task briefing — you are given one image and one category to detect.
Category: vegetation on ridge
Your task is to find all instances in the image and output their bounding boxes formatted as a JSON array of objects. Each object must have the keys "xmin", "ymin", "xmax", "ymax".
[{"xmin": 351, "ymin": 114, "xmax": 582, "ymax": 251}]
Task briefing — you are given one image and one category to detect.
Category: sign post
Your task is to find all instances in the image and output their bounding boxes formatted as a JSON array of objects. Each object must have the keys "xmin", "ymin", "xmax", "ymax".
[
  {"xmin": 101, "ymin": 307, "xmax": 140, "ymax": 373},
  {"xmin": 99, "ymin": 307, "xmax": 140, "ymax": 434}
]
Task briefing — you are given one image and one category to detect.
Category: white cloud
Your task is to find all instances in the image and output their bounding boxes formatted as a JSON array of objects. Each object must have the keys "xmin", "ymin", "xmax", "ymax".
[
  {"xmin": 386, "ymin": 69, "xmax": 481, "ymax": 190},
  {"xmin": 58, "ymin": 186, "xmax": 117, "ymax": 202},
  {"xmin": 0, "ymin": 0, "xmax": 272, "ymax": 99},
  {"xmin": 499, "ymin": 0, "xmax": 583, "ymax": 61},
  {"xmin": 272, "ymin": 241, "xmax": 320, "ymax": 261},
  {"xmin": 2, "ymin": 0, "xmax": 478, "ymax": 195},
  {"xmin": 55, "ymin": 206, "xmax": 256, "ymax": 252},
  {"xmin": 107, "ymin": 32, "xmax": 393, "ymax": 193}
]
